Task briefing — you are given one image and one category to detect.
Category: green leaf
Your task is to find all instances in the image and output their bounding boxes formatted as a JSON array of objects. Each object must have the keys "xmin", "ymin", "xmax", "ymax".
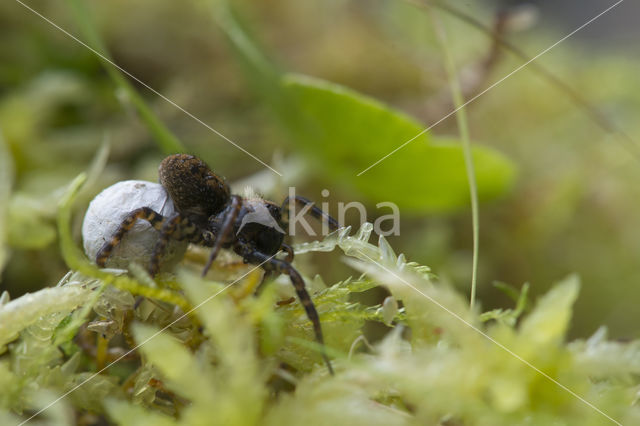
[
  {"xmin": 282, "ymin": 74, "xmax": 516, "ymax": 212},
  {"xmin": 214, "ymin": 3, "xmax": 515, "ymax": 212}
]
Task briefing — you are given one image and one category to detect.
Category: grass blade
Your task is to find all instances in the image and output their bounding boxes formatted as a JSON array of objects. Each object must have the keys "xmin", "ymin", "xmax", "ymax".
[
  {"xmin": 66, "ymin": 0, "xmax": 186, "ymax": 154},
  {"xmin": 429, "ymin": 10, "xmax": 480, "ymax": 308}
]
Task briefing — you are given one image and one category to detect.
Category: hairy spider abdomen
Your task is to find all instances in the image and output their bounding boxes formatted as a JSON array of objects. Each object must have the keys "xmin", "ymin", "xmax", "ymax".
[{"xmin": 159, "ymin": 154, "xmax": 230, "ymax": 223}]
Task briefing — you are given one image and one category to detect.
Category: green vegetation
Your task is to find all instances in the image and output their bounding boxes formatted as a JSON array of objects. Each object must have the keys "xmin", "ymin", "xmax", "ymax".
[{"xmin": 2, "ymin": 0, "xmax": 640, "ymax": 425}]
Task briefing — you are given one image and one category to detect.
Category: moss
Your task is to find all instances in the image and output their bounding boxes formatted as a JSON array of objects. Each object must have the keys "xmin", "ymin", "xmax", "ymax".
[
  {"xmin": 2, "ymin": 2, "xmax": 640, "ymax": 424},
  {"xmin": 0, "ymin": 176, "xmax": 639, "ymax": 425}
]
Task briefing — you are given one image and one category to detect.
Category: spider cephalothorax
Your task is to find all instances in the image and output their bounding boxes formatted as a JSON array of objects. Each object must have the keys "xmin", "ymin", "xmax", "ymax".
[{"xmin": 95, "ymin": 153, "xmax": 338, "ymax": 374}]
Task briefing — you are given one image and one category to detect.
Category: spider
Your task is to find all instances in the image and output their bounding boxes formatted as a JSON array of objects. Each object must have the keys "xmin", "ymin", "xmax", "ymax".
[{"xmin": 95, "ymin": 153, "xmax": 338, "ymax": 374}]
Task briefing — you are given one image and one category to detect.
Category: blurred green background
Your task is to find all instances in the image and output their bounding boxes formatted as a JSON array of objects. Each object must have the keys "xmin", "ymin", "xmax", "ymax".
[{"xmin": 1, "ymin": 0, "xmax": 640, "ymax": 340}]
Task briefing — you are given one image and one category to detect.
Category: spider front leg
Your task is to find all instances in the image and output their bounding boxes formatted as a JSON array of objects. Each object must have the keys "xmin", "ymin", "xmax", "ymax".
[
  {"xmin": 202, "ymin": 195, "xmax": 242, "ymax": 276},
  {"xmin": 236, "ymin": 242, "xmax": 334, "ymax": 375},
  {"xmin": 281, "ymin": 195, "xmax": 340, "ymax": 232}
]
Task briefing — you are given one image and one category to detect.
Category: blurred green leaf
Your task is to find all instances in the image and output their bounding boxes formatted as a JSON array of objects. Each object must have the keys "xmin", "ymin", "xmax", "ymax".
[
  {"xmin": 215, "ymin": 3, "xmax": 516, "ymax": 212},
  {"xmin": 282, "ymin": 74, "xmax": 516, "ymax": 212},
  {"xmin": 132, "ymin": 323, "xmax": 216, "ymax": 404},
  {"xmin": 105, "ymin": 399, "xmax": 176, "ymax": 426},
  {"xmin": 519, "ymin": 274, "xmax": 580, "ymax": 347},
  {"xmin": 7, "ymin": 194, "xmax": 56, "ymax": 250}
]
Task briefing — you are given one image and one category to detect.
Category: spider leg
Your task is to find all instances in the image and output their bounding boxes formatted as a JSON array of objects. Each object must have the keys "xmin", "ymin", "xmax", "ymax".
[
  {"xmin": 96, "ymin": 207, "xmax": 167, "ymax": 267},
  {"xmin": 202, "ymin": 195, "xmax": 242, "ymax": 277},
  {"xmin": 255, "ymin": 244, "xmax": 294, "ymax": 294},
  {"xmin": 280, "ymin": 243, "xmax": 294, "ymax": 263},
  {"xmin": 97, "ymin": 206, "xmax": 207, "ymax": 274},
  {"xmin": 148, "ymin": 214, "xmax": 181, "ymax": 276},
  {"xmin": 147, "ymin": 213, "xmax": 208, "ymax": 275},
  {"xmin": 281, "ymin": 195, "xmax": 340, "ymax": 231},
  {"xmin": 236, "ymin": 243, "xmax": 334, "ymax": 375}
]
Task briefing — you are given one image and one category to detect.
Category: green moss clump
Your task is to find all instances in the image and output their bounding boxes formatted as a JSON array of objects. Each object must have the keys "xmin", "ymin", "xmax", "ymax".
[{"xmin": 0, "ymin": 176, "xmax": 639, "ymax": 425}]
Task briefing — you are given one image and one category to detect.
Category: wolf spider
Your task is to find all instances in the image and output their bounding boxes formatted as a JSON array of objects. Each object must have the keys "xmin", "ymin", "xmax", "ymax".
[{"xmin": 95, "ymin": 154, "xmax": 338, "ymax": 374}]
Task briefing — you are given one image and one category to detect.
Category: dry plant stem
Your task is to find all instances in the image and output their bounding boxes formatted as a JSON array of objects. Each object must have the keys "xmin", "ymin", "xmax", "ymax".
[{"xmin": 429, "ymin": 10, "xmax": 480, "ymax": 309}]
